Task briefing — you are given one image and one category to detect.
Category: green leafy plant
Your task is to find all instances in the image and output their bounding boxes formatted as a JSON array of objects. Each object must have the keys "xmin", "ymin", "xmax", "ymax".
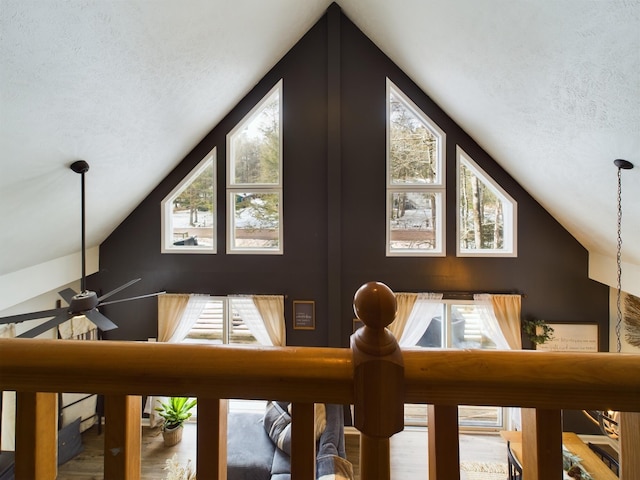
[
  {"xmin": 155, "ymin": 397, "xmax": 197, "ymax": 431},
  {"xmin": 522, "ymin": 319, "xmax": 554, "ymax": 345}
]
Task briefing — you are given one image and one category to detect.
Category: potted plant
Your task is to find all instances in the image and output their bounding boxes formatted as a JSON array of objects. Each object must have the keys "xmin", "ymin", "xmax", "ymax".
[{"xmin": 155, "ymin": 397, "xmax": 197, "ymax": 446}]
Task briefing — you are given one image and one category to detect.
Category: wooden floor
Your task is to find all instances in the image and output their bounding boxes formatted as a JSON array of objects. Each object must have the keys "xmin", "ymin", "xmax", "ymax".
[{"xmin": 57, "ymin": 423, "xmax": 507, "ymax": 479}]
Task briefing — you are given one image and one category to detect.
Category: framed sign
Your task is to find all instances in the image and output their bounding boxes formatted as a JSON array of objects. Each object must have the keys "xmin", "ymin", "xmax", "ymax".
[
  {"xmin": 293, "ymin": 301, "xmax": 315, "ymax": 330},
  {"xmin": 536, "ymin": 323, "xmax": 599, "ymax": 352}
]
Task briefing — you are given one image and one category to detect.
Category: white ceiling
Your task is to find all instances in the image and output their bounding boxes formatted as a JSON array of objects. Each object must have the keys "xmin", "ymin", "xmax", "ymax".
[{"xmin": 1, "ymin": 1, "xmax": 639, "ymax": 294}]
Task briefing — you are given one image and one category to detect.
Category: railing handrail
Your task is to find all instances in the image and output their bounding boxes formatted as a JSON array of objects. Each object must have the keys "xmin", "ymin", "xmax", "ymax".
[{"xmin": 1, "ymin": 338, "xmax": 639, "ymax": 412}]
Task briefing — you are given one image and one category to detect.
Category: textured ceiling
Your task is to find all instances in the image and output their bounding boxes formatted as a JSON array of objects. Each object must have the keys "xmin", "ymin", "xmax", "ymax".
[{"xmin": 1, "ymin": 1, "xmax": 639, "ymax": 289}]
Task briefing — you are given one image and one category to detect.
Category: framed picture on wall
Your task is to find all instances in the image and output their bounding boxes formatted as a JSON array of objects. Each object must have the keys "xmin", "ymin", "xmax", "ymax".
[
  {"xmin": 293, "ymin": 301, "xmax": 315, "ymax": 330},
  {"xmin": 536, "ymin": 323, "xmax": 599, "ymax": 352}
]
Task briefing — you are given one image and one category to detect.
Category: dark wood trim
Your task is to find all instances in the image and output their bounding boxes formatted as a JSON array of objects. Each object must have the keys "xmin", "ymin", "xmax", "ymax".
[{"xmin": 327, "ymin": 2, "xmax": 342, "ymax": 347}]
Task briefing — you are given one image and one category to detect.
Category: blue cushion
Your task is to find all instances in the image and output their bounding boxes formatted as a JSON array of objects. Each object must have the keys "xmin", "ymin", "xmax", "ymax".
[{"xmin": 58, "ymin": 417, "xmax": 84, "ymax": 465}]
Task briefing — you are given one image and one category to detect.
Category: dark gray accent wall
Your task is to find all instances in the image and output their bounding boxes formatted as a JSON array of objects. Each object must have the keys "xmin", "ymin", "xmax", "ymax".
[{"xmin": 96, "ymin": 4, "xmax": 608, "ymax": 359}]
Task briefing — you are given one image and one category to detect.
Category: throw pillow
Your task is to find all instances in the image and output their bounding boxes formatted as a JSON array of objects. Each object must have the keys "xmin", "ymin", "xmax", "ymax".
[{"xmin": 58, "ymin": 417, "xmax": 84, "ymax": 465}]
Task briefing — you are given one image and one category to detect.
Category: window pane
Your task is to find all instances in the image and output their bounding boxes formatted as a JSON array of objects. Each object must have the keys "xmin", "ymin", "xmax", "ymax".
[
  {"xmin": 232, "ymin": 192, "xmax": 280, "ymax": 249},
  {"xmin": 229, "ymin": 304, "xmax": 259, "ymax": 345},
  {"xmin": 389, "ymin": 192, "xmax": 439, "ymax": 252},
  {"xmin": 170, "ymin": 161, "xmax": 215, "ymax": 248},
  {"xmin": 450, "ymin": 304, "xmax": 497, "ymax": 349},
  {"xmin": 230, "ymin": 89, "xmax": 280, "ymax": 185},
  {"xmin": 459, "ymin": 162, "xmax": 504, "ymax": 250},
  {"xmin": 459, "ymin": 405, "xmax": 503, "ymax": 427},
  {"xmin": 389, "ymin": 90, "xmax": 439, "ymax": 185},
  {"xmin": 186, "ymin": 299, "xmax": 224, "ymax": 343},
  {"xmin": 415, "ymin": 309, "xmax": 444, "ymax": 348}
]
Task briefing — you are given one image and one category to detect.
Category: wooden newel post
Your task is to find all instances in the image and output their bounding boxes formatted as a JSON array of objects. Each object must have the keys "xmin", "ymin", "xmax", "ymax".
[{"xmin": 351, "ymin": 281, "xmax": 404, "ymax": 480}]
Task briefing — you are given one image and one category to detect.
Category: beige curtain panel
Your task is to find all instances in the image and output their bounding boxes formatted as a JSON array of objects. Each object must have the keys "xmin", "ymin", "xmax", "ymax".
[
  {"xmin": 253, "ymin": 295, "xmax": 286, "ymax": 346},
  {"xmin": 388, "ymin": 292, "xmax": 417, "ymax": 340},
  {"xmin": 491, "ymin": 294, "xmax": 522, "ymax": 349}
]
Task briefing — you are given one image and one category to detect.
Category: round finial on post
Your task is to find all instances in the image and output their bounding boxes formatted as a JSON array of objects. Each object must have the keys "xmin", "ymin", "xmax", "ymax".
[
  {"xmin": 353, "ymin": 281, "xmax": 398, "ymax": 356},
  {"xmin": 353, "ymin": 281, "xmax": 398, "ymax": 330}
]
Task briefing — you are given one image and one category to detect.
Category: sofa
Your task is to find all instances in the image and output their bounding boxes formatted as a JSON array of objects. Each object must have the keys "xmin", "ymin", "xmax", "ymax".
[{"xmin": 227, "ymin": 402, "xmax": 354, "ymax": 480}]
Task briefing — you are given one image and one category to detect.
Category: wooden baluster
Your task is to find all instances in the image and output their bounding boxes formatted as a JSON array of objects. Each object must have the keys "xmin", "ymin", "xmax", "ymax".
[
  {"xmin": 290, "ymin": 402, "xmax": 316, "ymax": 479},
  {"xmin": 619, "ymin": 411, "xmax": 640, "ymax": 480},
  {"xmin": 197, "ymin": 398, "xmax": 228, "ymax": 479},
  {"xmin": 427, "ymin": 404, "xmax": 460, "ymax": 480},
  {"xmin": 521, "ymin": 408, "xmax": 562, "ymax": 480},
  {"xmin": 351, "ymin": 281, "xmax": 404, "ymax": 480},
  {"xmin": 104, "ymin": 394, "xmax": 141, "ymax": 480},
  {"xmin": 15, "ymin": 391, "xmax": 57, "ymax": 480}
]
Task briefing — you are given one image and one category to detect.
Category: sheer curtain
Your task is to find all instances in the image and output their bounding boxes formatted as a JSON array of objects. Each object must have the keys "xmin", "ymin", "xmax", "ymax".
[
  {"xmin": 147, "ymin": 293, "xmax": 209, "ymax": 426},
  {"xmin": 399, "ymin": 293, "xmax": 444, "ymax": 347},
  {"xmin": 473, "ymin": 294, "xmax": 511, "ymax": 350},
  {"xmin": 232, "ymin": 295, "xmax": 286, "ymax": 346}
]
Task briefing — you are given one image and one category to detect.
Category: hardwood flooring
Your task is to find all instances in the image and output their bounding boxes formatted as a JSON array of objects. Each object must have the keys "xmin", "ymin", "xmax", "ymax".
[{"xmin": 57, "ymin": 423, "xmax": 507, "ymax": 479}]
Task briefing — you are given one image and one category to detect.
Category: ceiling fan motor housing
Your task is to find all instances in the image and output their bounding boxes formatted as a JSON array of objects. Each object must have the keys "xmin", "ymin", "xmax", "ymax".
[{"xmin": 70, "ymin": 290, "xmax": 99, "ymax": 312}]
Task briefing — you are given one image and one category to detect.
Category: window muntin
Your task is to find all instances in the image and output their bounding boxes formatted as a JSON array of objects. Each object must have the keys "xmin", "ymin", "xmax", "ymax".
[
  {"xmin": 387, "ymin": 79, "xmax": 445, "ymax": 256},
  {"xmin": 227, "ymin": 80, "xmax": 283, "ymax": 254},
  {"xmin": 161, "ymin": 149, "xmax": 216, "ymax": 254},
  {"xmin": 457, "ymin": 147, "xmax": 517, "ymax": 257}
]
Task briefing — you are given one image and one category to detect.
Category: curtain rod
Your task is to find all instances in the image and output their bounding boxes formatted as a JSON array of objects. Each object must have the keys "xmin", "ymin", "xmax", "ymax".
[{"xmin": 438, "ymin": 290, "xmax": 526, "ymax": 299}]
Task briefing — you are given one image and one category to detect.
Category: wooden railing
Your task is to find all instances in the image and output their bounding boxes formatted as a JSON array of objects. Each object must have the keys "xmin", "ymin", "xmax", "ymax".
[{"xmin": 1, "ymin": 281, "xmax": 639, "ymax": 479}]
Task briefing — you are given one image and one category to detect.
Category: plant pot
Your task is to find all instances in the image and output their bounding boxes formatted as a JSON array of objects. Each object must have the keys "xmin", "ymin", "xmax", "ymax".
[{"xmin": 162, "ymin": 425, "xmax": 183, "ymax": 447}]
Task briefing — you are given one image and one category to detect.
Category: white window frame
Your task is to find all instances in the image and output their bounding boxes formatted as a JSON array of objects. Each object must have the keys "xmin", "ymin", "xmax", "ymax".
[
  {"xmin": 456, "ymin": 146, "xmax": 517, "ymax": 257},
  {"xmin": 227, "ymin": 80, "xmax": 283, "ymax": 254},
  {"xmin": 160, "ymin": 148, "xmax": 216, "ymax": 254},
  {"xmin": 406, "ymin": 298, "xmax": 506, "ymax": 431},
  {"xmin": 386, "ymin": 78, "xmax": 446, "ymax": 257}
]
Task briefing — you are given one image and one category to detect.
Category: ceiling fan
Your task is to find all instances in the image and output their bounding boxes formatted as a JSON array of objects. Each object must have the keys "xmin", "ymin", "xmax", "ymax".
[{"xmin": 0, "ymin": 160, "xmax": 163, "ymax": 339}]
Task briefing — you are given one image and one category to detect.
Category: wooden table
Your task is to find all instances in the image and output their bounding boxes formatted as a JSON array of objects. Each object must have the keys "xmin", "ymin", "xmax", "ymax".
[{"xmin": 500, "ymin": 431, "xmax": 618, "ymax": 480}]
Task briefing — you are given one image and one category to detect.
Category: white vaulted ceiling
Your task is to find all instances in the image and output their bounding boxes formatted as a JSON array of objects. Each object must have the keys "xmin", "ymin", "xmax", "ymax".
[{"xmin": 1, "ymin": 0, "xmax": 639, "ymax": 306}]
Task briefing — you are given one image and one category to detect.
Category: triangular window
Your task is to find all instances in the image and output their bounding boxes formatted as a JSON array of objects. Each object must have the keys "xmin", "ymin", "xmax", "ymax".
[
  {"xmin": 161, "ymin": 149, "xmax": 216, "ymax": 253},
  {"xmin": 457, "ymin": 147, "xmax": 517, "ymax": 256}
]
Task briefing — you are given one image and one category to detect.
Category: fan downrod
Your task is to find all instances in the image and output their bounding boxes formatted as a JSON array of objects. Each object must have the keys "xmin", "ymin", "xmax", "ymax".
[{"xmin": 70, "ymin": 160, "xmax": 90, "ymax": 174}]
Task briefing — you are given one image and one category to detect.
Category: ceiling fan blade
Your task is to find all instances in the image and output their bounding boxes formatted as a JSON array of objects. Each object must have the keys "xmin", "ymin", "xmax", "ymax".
[
  {"xmin": 58, "ymin": 287, "xmax": 78, "ymax": 305},
  {"xmin": 16, "ymin": 312, "xmax": 72, "ymax": 338},
  {"xmin": 97, "ymin": 278, "xmax": 141, "ymax": 302},
  {"xmin": 100, "ymin": 291, "xmax": 166, "ymax": 307},
  {"xmin": 0, "ymin": 307, "xmax": 68, "ymax": 325},
  {"xmin": 85, "ymin": 309, "xmax": 118, "ymax": 331}
]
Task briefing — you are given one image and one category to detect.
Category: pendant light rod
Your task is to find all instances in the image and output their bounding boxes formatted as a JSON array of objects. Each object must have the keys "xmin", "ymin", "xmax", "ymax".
[
  {"xmin": 614, "ymin": 158, "xmax": 633, "ymax": 353},
  {"xmin": 70, "ymin": 160, "xmax": 90, "ymax": 293}
]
